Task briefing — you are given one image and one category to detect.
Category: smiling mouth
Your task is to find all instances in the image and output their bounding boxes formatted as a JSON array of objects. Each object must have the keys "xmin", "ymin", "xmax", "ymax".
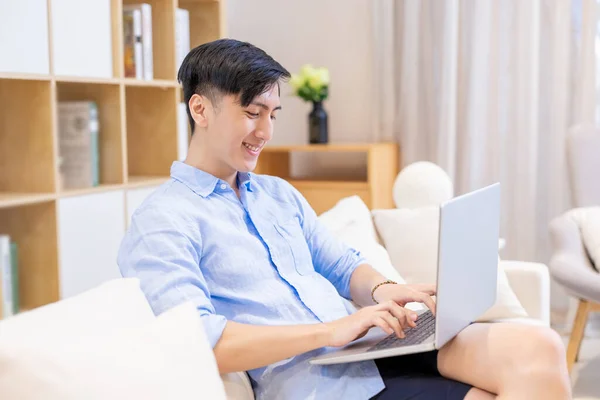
[{"xmin": 243, "ymin": 142, "xmax": 262, "ymax": 152}]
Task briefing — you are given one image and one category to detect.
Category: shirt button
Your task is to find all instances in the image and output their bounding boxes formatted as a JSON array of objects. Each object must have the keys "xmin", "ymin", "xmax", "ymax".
[{"xmin": 220, "ymin": 183, "xmax": 227, "ymax": 190}]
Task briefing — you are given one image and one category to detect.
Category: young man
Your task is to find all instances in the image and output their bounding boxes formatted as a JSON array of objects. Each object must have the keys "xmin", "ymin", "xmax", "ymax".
[{"xmin": 118, "ymin": 39, "xmax": 572, "ymax": 400}]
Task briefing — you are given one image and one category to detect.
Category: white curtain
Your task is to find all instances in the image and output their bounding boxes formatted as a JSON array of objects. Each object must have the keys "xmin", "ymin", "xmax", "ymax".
[
  {"xmin": 371, "ymin": 0, "xmax": 598, "ymax": 315},
  {"xmin": 372, "ymin": 0, "xmax": 596, "ymax": 262}
]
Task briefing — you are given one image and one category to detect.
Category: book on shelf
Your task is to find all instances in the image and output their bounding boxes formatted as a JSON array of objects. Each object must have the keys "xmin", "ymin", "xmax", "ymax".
[
  {"xmin": 123, "ymin": 8, "xmax": 143, "ymax": 79},
  {"xmin": 0, "ymin": 234, "xmax": 19, "ymax": 319},
  {"xmin": 123, "ymin": 3, "xmax": 153, "ymax": 80},
  {"xmin": 175, "ymin": 8, "xmax": 190, "ymax": 73},
  {"xmin": 58, "ymin": 101, "xmax": 100, "ymax": 190}
]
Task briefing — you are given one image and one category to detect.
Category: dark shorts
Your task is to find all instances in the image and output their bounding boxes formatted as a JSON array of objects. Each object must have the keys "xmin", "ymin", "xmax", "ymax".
[{"xmin": 370, "ymin": 351, "xmax": 472, "ymax": 400}]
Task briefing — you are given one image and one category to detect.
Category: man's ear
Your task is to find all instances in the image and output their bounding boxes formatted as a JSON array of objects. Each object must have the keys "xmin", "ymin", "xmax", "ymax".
[{"xmin": 189, "ymin": 94, "xmax": 209, "ymax": 129}]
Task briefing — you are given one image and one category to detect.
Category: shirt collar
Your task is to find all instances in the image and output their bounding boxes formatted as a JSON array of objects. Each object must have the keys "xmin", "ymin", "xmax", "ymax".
[
  {"xmin": 237, "ymin": 171, "xmax": 253, "ymax": 192},
  {"xmin": 170, "ymin": 161, "xmax": 252, "ymax": 197}
]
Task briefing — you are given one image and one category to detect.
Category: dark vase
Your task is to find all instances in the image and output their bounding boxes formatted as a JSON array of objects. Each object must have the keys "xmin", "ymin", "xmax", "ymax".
[{"xmin": 309, "ymin": 101, "xmax": 328, "ymax": 144}]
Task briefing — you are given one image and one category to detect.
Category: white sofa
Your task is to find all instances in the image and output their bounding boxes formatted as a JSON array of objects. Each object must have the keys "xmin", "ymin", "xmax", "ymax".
[
  {"xmin": 0, "ymin": 225, "xmax": 550, "ymax": 400},
  {"xmin": 0, "ymin": 187, "xmax": 551, "ymax": 399}
]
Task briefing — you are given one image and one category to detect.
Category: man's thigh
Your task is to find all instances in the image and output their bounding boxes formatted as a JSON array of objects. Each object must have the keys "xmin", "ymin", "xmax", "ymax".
[
  {"xmin": 370, "ymin": 351, "xmax": 472, "ymax": 400},
  {"xmin": 437, "ymin": 321, "xmax": 566, "ymax": 396}
]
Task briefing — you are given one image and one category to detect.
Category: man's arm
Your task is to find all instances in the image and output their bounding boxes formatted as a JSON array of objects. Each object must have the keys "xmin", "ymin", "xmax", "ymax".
[
  {"xmin": 215, "ymin": 262, "xmax": 434, "ymax": 373},
  {"xmin": 285, "ymin": 183, "xmax": 436, "ymax": 316},
  {"xmin": 214, "ymin": 321, "xmax": 329, "ymax": 373},
  {"xmin": 349, "ymin": 264, "xmax": 388, "ymax": 307}
]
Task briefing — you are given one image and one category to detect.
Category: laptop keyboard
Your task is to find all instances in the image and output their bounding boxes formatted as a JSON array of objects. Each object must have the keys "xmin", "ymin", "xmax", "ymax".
[{"xmin": 367, "ymin": 310, "xmax": 436, "ymax": 352}]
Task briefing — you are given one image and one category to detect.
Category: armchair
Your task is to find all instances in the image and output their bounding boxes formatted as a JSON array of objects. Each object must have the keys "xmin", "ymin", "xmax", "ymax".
[{"xmin": 548, "ymin": 124, "xmax": 600, "ymax": 373}]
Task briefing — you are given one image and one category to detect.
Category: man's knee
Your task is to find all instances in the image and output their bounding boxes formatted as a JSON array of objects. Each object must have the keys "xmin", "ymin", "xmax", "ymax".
[
  {"xmin": 524, "ymin": 327, "xmax": 565, "ymax": 365},
  {"xmin": 508, "ymin": 326, "xmax": 567, "ymax": 381}
]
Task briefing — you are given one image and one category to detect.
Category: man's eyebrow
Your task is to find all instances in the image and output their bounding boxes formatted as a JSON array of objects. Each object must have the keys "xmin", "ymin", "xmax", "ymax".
[{"xmin": 250, "ymin": 101, "xmax": 282, "ymax": 112}]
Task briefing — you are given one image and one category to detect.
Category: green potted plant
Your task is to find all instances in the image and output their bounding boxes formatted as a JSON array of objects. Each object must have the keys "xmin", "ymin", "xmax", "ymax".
[{"xmin": 290, "ymin": 64, "xmax": 330, "ymax": 144}]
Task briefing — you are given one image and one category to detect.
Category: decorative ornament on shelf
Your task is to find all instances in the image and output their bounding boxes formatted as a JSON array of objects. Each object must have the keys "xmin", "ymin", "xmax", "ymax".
[{"xmin": 290, "ymin": 64, "xmax": 330, "ymax": 144}]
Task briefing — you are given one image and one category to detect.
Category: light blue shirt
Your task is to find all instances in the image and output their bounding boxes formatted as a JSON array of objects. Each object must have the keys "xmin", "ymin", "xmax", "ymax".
[{"xmin": 118, "ymin": 161, "xmax": 385, "ymax": 400}]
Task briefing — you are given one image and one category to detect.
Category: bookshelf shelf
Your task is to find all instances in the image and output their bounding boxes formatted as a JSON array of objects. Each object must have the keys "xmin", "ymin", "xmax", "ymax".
[
  {"xmin": 59, "ymin": 184, "xmax": 127, "ymax": 198},
  {"xmin": 0, "ymin": 194, "xmax": 56, "ymax": 210},
  {"xmin": 127, "ymin": 175, "xmax": 170, "ymax": 188},
  {"xmin": 54, "ymin": 76, "xmax": 121, "ymax": 85},
  {"xmin": 0, "ymin": 73, "xmax": 52, "ymax": 82},
  {"xmin": 180, "ymin": 0, "xmax": 221, "ymax": 3},
  {"xmin": 0, "ymin": 0, "xmax": 223, "ymax": 315},
  {"xmin": 0, "ymin": 75, "xmax": 181, "ymax": 89},
  {"xmin": 122, "ymin": 78, "xmax": 179, "ymax": 88},
  {"xmin": 263, "ymin": 143, "xmax": 385, "ymax": 153}
]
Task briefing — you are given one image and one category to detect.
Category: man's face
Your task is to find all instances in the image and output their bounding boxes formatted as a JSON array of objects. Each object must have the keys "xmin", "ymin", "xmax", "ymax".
[{"xmin": 207, "ymin": 84, "xmax": 281, "ymax": 173}]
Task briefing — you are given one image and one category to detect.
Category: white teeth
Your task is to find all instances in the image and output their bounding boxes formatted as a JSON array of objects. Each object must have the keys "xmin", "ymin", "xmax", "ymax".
[{"xmin": 243, "ymin": 143, "xmax": 260, "ymax": 152}]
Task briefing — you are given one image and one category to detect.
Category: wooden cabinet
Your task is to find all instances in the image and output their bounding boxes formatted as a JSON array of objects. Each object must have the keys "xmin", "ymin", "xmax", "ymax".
[{"xmin": 254, "ymin": 143, "xmax": 400, "ymax": 214}]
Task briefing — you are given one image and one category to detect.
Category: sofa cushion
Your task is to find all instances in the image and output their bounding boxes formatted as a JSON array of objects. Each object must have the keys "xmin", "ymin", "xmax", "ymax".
[
  {"xmin": 0, "ymin": 278, "xmax": 155, "ymax": 345},
  {"xmin": 317, "ymin": 195, "xmax": 379, "ymax": 243},
  {"xmin": 0, "ymin": 301, "xmax": 226, "ymax": 399},
  {"xmin": 317, "ymin": 195, "xmax": 405, "ymax": 284},
  {"xmin": 567, "ymin": 206, "xmax": 600, "ymax": 271},
  {"xmin": 372, "ymin": 208, "xmax": 528, "ymax": 321}
]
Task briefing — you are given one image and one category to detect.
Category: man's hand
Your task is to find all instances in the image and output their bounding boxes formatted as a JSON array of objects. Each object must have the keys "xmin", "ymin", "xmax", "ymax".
[
  {"xmin": 325, "ymin": 301, "xmax": 419, "ymax": 347},
  {"xmin": 373, "ymin": 283, "xmax": 437, "ymax": 315}
]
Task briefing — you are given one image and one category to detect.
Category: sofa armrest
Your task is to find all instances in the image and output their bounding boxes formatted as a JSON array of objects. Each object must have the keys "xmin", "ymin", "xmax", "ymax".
[
  {"xmin": 221, "ymin": 372, "xmax": 254, "ymax": 400},
  {"xmin": 501, "ymin": 260, "xmax": 550, "ymax": 325}
]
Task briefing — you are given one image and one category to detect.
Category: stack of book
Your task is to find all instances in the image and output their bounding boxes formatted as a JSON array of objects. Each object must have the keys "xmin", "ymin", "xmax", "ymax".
[
  {"xmin": 57, "ymin": 101, "xmax": 100, "ymax": 190},
  {"xmin": 0, "ymin": 235, "xmax": 19, "ymax": 319},
  {"xmin": 122, "ymin": 4, "xmax": 190, "ymax": 79},
  {"xmin": 123, "ymin": 3, "xmax": 152, "ymax": 80}
]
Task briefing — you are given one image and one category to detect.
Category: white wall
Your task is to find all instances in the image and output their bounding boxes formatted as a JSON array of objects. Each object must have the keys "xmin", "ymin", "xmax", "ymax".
[{"xmin": 226, "ymin": 0, "xmax": 374, "ymax": 176}]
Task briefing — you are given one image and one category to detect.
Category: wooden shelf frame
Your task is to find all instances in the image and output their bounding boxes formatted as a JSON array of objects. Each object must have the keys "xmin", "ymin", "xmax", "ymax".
[
  {"xmin": 0, "ymin": 179, "xmax": 172, "ymax": 209},
  {"xmin": 0, "ymin": 0, "xmax": 225, "ymax": 311},
  {"xmin": 0, "ymin": 0, "xmax": 223, "ymax": 208}
]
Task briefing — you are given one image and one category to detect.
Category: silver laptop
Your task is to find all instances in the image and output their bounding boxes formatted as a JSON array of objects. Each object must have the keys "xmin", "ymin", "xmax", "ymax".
[{"xmin": 309, "ymin": 183, "xmax": 501, "ymax": 365}]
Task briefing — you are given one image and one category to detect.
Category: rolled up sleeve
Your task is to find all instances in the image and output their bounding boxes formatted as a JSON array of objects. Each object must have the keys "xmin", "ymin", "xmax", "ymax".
[
  {"xmin": 117, "ymin": 206, "xmax": 227, "ymax": 348},
  {"xmin": 287, "ymin": 185, "xmax": 366, "ymax": 299}
]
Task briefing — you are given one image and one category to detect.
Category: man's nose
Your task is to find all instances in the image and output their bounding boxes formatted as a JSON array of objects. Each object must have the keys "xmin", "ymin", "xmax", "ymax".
[{"xmin": 255, "ymin": 120, "xmax": 273, "ymax": 142}]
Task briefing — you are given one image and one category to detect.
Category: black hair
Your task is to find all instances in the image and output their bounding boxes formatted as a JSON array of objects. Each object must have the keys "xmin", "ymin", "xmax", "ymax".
[{"xmin": 177, "ymin": 38, "xmax": 291, "ymax": 134}]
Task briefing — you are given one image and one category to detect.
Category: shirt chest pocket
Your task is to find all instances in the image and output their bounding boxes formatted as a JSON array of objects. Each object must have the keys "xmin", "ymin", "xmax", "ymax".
[{"xmin": 274, "ymin": 218, "xmax": 315, "ymax": 276}]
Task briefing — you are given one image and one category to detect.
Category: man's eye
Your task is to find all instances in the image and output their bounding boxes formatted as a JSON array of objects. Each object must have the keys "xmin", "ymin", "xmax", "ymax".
[
  {"xmin": 270, "ymin": 115, "xmax": 277, "ymax": 121},
  {"xmin": 246, "ymin": 112, "xmax": 259, "ymax": 118}
]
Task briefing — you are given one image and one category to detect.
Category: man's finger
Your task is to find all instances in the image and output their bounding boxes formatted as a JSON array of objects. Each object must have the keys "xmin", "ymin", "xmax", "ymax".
[
  {"xmin": 379, "ymin": 312, "xmax": 405, "ymax": 338},
  {"xmin": 413, "ymin": 284, "xmax": 436, "ymax": 295},
  {"xmin": 407, "ymin": 309, "xmax": 419, "ymax": 325},
  {"xmin": 416, "ymin": 293, "xmax": 437, "ymax": 316},
  {"xmin": 372, "ymin": 316, "xmax": 394, "ymax": 336},
  {"xmin": 385, "ymin": 302, "xmax": 416, "ymax": 329}
]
